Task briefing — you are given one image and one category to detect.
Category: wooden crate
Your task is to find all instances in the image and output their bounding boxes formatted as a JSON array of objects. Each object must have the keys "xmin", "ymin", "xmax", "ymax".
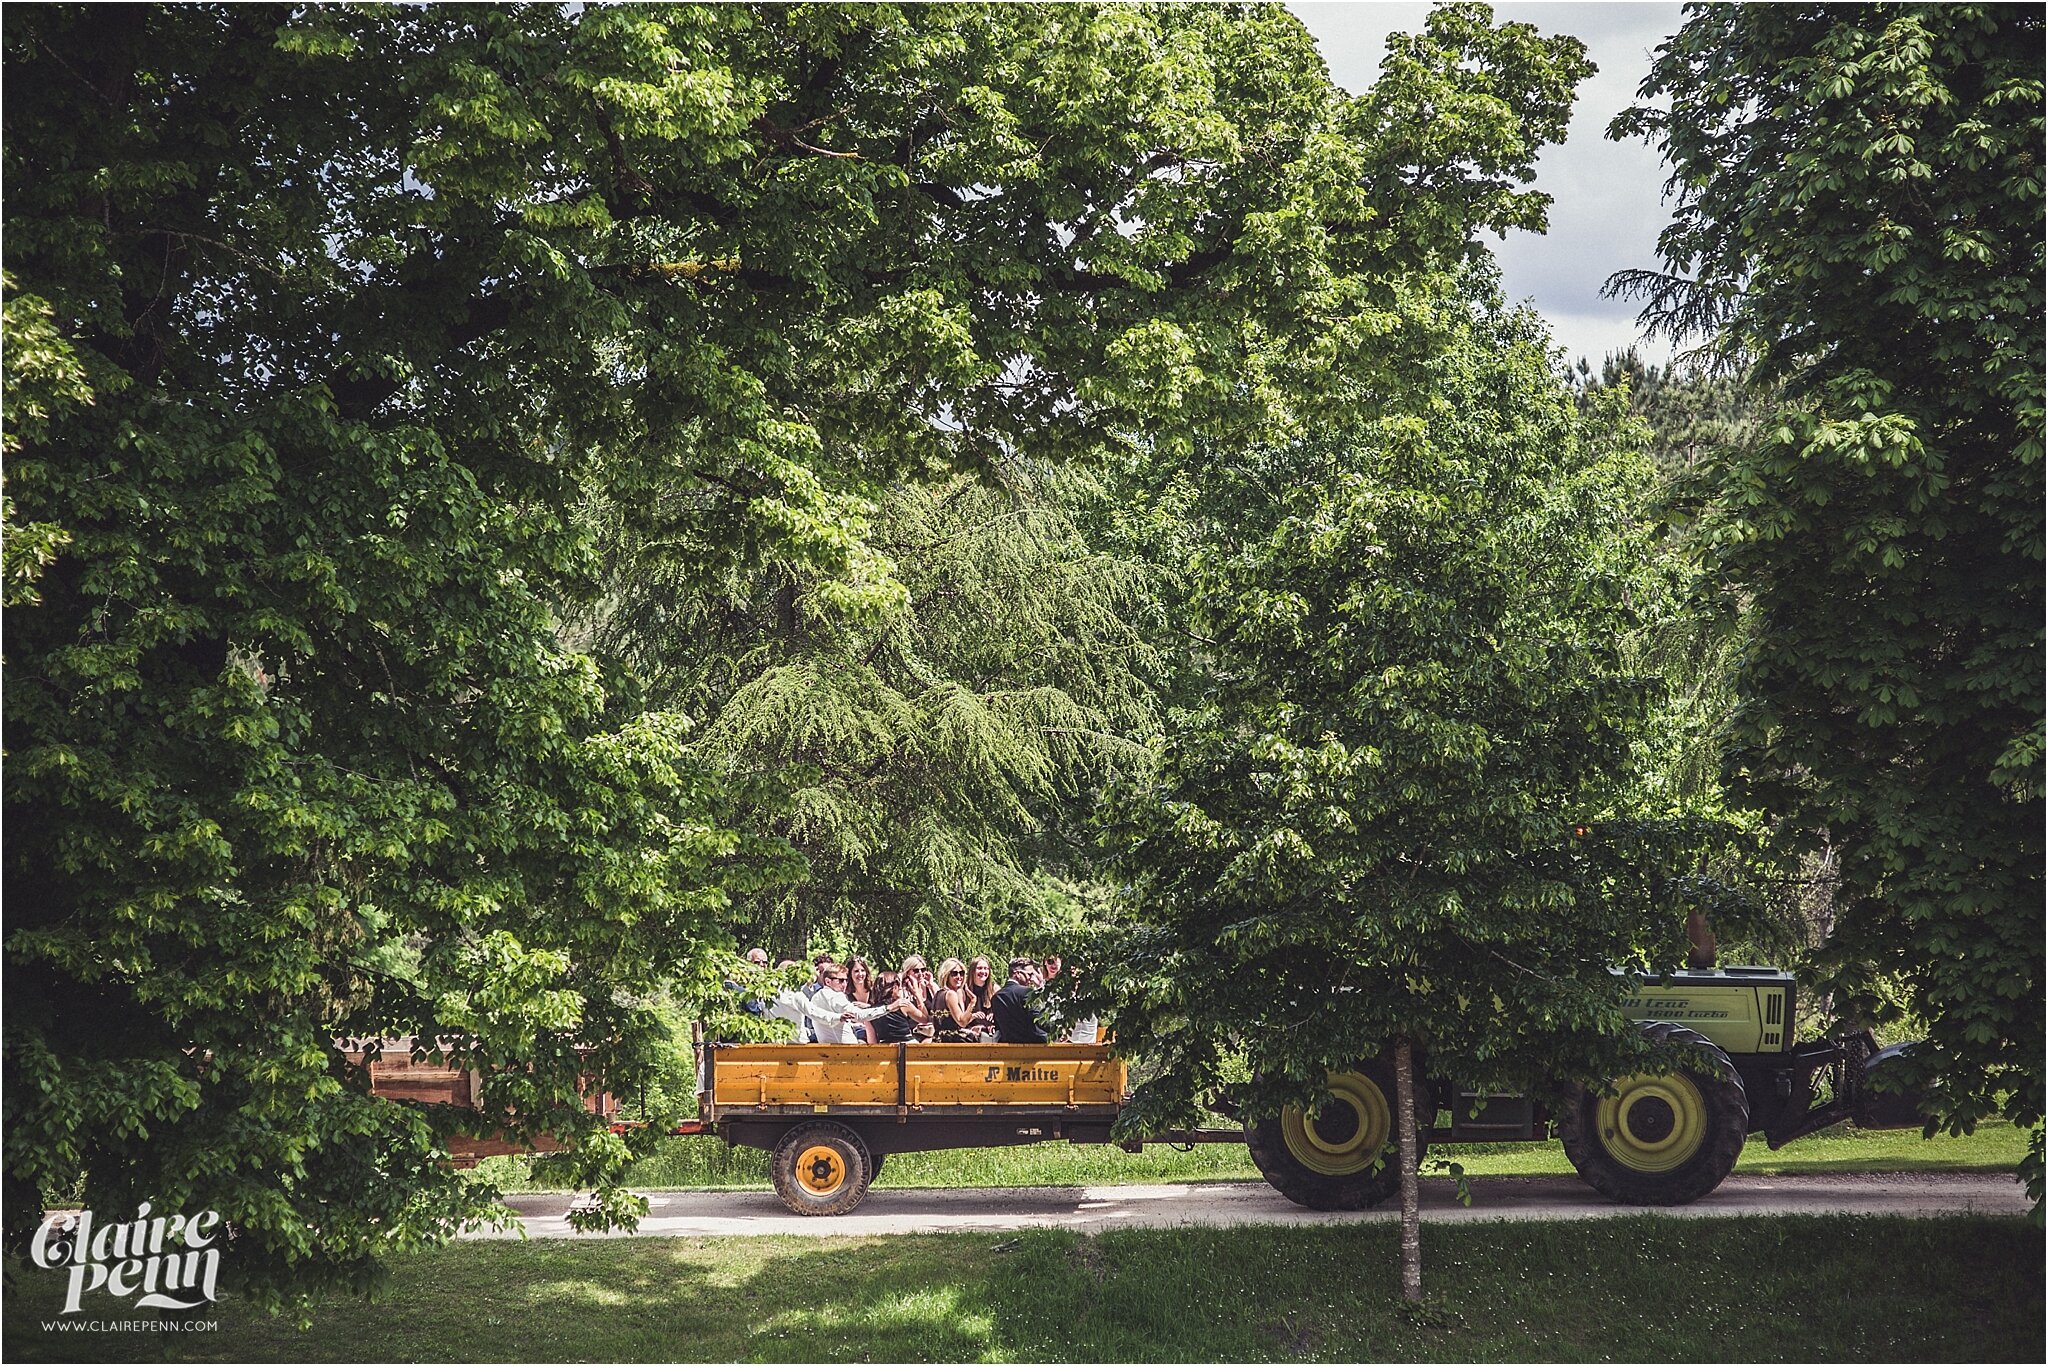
[{"xmin": 338, "ymin": 1039, "xmax": 613, "ymax": 1166}]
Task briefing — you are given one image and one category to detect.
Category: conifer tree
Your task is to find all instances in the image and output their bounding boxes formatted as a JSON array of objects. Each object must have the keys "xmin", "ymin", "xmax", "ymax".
[{"xmin": 591, "ymin": 466, "xmax": 1160, "ymax": 961}]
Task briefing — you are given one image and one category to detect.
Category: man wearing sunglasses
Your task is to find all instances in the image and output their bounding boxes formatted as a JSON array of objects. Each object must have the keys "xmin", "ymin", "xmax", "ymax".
[
  {"xmin": 993, "ymin": 957, "xmax": 1050, "ymax": 1044},
  {"xmin": 759, "ymin": 962, "xmax": 888, "ymax": 1044},
  {"xmin": 799, "ymin": 963, "xmax": 892, "ymax": 1044}
]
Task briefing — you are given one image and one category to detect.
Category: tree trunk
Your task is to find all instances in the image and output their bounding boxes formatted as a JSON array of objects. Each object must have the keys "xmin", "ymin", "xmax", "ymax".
[
  {"xmin": 1394, "ymin": 1037, "xmax": 1422, "ymax": 1303},
  {"xmin": 776, "ymin": 576, "xmax": 798, "ymax": 637}
]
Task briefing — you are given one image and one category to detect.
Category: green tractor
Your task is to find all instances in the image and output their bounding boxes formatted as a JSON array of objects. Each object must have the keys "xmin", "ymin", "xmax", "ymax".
[{"xmin": 1243, "ymin": 966, "xmax": 1928, "ymax": 1209}]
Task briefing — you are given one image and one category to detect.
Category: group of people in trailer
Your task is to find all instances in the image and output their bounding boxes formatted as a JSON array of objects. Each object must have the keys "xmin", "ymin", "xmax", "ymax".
[{"xmin": 738, "ymin": 948, "xmax": 1096, "ymax": 1045}]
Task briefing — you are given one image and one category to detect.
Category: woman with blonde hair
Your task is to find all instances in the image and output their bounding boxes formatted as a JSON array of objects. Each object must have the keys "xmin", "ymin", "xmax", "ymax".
[
  {"xmin": 895, "ymin": 954, "xmax": 936, "ymax": 1041},
  {"xmin": 932, "ymin": 957, "xmax": 992, "ymax": 1042}
]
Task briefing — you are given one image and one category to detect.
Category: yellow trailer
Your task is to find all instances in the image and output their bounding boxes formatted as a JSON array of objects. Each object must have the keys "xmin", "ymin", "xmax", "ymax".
[{"xmin": 698, "ymin": 1039, "xmax": 1131, "ymax": 1214}]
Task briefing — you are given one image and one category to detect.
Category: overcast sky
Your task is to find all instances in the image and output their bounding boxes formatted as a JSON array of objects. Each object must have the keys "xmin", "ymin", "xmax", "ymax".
[{"xmin": 1290, "ymin": 1, "xmax": 1685, "ymax": 368}]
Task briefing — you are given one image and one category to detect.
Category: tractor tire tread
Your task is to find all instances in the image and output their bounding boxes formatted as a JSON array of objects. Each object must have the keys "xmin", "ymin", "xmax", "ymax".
[
  {"xmin": 1244, "ymin": 1058, "xmax": 1432, "ymax": 1212},
  {"xmin": 1558, "ymin": 1020, "xmax": 1748, "ymax": 1206}
]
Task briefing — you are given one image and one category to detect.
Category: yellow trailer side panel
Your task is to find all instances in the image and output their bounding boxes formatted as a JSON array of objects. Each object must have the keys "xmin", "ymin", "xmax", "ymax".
[
  {"xmin": 711, "ymin": 1043, "xmax": 1126, "ymax": 1111},
  {"xmin": 906, "ymin": 1045, "xmax": 1126, "ymax": 1108},
  {"xmin": 711, "ymin": 1046, "xmax": 898, "ymax": 1108}
]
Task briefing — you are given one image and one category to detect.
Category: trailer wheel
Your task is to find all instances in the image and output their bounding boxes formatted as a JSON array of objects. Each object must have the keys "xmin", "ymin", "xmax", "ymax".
[
  {"xmin": 1559, "ymin": 1021, "xmax": 1748, "ymax": 1206},
  {"xmin": 770, "ymin": 1122, "xmax": 873, "ymax": 1216},
  {"xmin": 1245, "ymin": 1061, "xmax": 1430, "ymax": 1211}
]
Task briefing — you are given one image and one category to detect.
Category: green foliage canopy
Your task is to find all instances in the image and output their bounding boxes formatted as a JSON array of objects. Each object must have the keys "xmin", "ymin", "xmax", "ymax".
[
  {"xmin": 2, "ymin": 0, "xmax": 1597, "ymax": 1302},
  {"xmin": 593, "ymin": 467, "xmax": 1160, "ymax": 963},
  {"xmin": 1612, "ymin": 3, "xmax": 2044, "ymax": 1179}
]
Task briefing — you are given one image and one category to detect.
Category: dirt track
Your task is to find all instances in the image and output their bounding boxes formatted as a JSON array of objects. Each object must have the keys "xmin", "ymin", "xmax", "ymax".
[{"xmin": 485, "ymin": 1172, "xmax": 2029, "ymax": 1239}]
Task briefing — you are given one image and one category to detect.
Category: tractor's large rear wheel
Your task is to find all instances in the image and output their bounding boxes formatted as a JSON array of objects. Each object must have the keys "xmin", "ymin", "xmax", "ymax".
[
  {"xmin": 770, "ymin": 1121, "xmax": 873, "ymax": 1216},
  {"xmin": 1246, "ymin": 1060, "xmax": 1430, "ymax": 1211},
  {"xmin": 1558, "ymin": 1021, "xmax": 1748, "ymax": 1206}
]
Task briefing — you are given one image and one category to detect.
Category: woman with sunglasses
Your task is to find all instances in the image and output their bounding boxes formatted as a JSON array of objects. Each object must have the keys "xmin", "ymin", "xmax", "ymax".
[
  {"xmin": 931, "ymin": 958, "xmax": 994, "ymax": 1042},
  {"xmin": 895, "ymin": 955, "xmax": 936, "ymax": 1041},
  {"xmin": 867, "ymin": 971, "xmax": 918, "ymax": 1045}
]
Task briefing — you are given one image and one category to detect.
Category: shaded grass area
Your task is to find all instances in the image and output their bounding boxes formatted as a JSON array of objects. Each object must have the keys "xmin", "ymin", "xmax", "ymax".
[
  {"xmin": 6, "ymin": 1216, "xmax": 2038, "ymax": 1363},
  {"xmin": 1430, "ymin": 1119, "xmax": 2033, "ymax": 1180},
  {"xmin": 478, "ymin": 1118, "xmax": 2031, "ymax": 1192}
]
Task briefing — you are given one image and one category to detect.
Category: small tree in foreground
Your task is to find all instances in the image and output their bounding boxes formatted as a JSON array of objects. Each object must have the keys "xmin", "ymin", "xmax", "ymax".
[{"xmin": 1091, "ymin": 288, "xmax": 1715, "ymax": 1300}]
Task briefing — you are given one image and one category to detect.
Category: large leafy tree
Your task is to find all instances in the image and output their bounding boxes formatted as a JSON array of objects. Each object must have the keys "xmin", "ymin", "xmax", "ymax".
[
  {"xmin": 1611, "ymin": 3, "xmax": 2044, "ymax": 1189},
  {"xmin": 3, "ymin": 0, "xmax": 1585, "ymax": 1302},
  {"xmin": 1090, "ymin": 279, "xmax": 1703, "ymax": 1300},
  {"xmin": 4, "ymin": 4, "xmax": 803, "ymax": 1303}
]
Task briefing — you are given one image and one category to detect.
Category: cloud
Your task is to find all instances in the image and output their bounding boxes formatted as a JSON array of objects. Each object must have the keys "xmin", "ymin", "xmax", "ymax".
[
  {"xmin": 1289, "ymin": 1, "xmax": 1687, "ymax": 348},
  {"xmin": 1532, "ymin": 310, "xmax": 1676, "ymax": 372},
  {"xmin": 1289, "ymin": 2, "xmax": 1434, "ymax": 87}
]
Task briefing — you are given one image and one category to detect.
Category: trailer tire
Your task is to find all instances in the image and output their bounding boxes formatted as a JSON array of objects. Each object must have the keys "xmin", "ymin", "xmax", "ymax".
[
  {"xmin": 770, "ymin": 1122, "xmax": 873, "ymax": 1216},
  {"xmin": 1245, "ymin": 1060, "xmax": 1430, "ymax": 1211},
  {"xmin": 1558, "ymin": 1021, "xmax": 1747, "ymax": 1206}
]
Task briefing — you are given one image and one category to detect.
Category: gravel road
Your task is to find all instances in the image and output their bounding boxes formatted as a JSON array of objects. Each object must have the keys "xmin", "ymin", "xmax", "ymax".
[{"xmin": 483, "ymin": 1172, "xmax": 2028, "ymax": 1240}]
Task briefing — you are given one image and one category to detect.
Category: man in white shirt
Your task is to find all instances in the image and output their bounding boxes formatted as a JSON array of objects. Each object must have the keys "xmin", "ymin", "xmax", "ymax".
[
  {"xmin": 798, "ymin": 953, "xmax": 833, "ymax": 1042},
  {"xmin": 766, "ymin": 962, "xmax": 890, "ymax": 1043}
]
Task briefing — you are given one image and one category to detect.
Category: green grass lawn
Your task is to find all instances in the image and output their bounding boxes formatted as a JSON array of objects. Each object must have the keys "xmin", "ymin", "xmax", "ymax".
[
  {"xmin": 6, "ymin": 1216, "xmax": 2038, "ymax": 1363},
  {"xmin": 477, "ymin": 1118, "xmax": 2032, "ymax": 1193}
]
